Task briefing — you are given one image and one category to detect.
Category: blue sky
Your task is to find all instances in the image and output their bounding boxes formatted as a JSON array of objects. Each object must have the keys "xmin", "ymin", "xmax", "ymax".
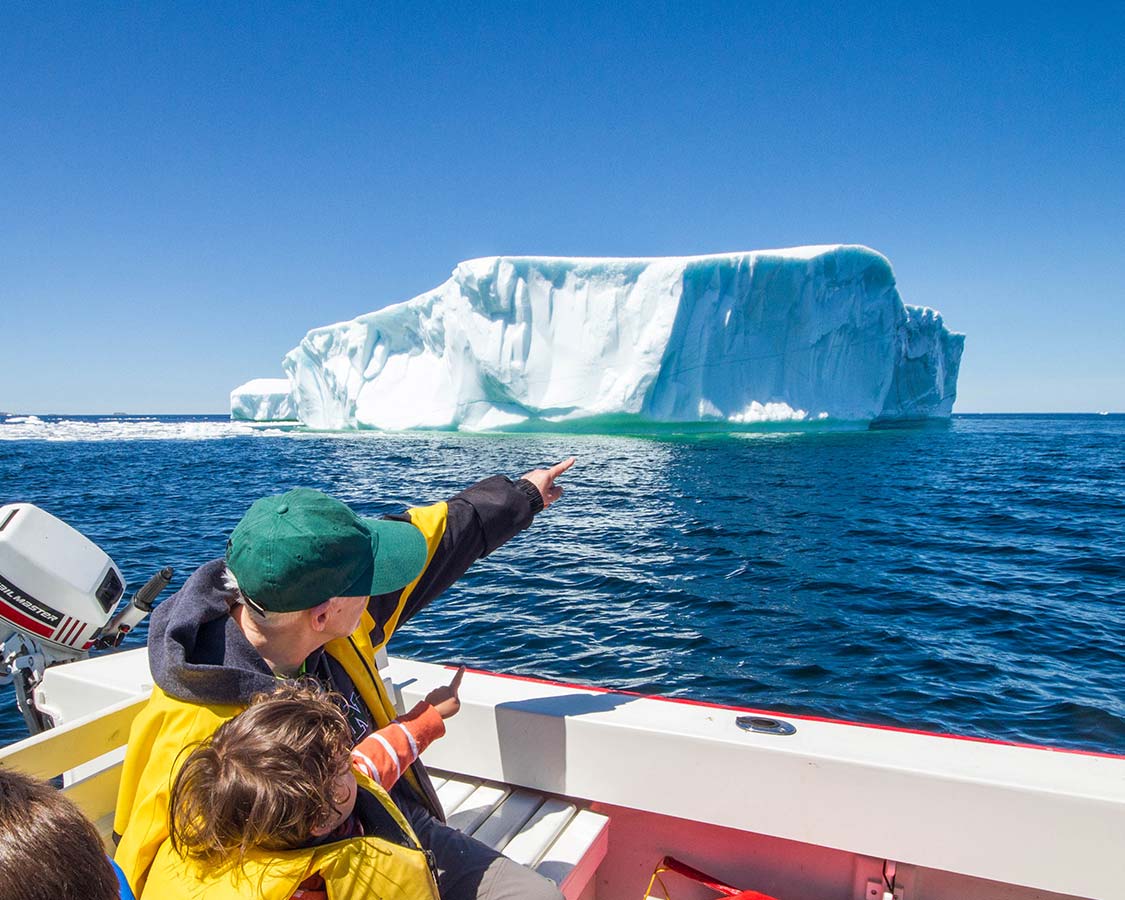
[{"xmin": 2, "ymin": 2, "xmax": 1122, "ymax": 414}]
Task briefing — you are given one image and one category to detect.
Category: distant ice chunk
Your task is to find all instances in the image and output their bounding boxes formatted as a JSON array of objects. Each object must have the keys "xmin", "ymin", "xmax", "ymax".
[
  {"xmin": 278, "ymin": 246, "xmax": 964, "ymax": 431},
  {"xmin": 230, "ymin": 378, "xmax": 297, "ymax": 421}
]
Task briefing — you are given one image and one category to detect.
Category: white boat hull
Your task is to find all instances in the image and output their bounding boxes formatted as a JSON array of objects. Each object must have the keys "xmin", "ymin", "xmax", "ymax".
[{"xmin": 29, "ymin": 649, "xmax": 1125, "ymax": 900}]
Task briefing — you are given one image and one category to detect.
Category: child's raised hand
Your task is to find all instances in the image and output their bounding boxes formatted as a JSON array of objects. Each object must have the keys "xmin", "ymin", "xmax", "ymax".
[{"xmin": 424, "ymin": 665, "xmax": 465, "ymax": 719}]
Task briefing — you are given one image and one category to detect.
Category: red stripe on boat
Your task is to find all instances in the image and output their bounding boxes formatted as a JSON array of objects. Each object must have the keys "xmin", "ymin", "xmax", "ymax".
[{"xmin": 450, "ymin": 665, "xmax": 1125, "ymax": 760}]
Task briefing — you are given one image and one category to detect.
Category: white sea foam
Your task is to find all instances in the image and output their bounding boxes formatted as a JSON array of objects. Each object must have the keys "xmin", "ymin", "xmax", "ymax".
[{"xmin": 0, "ymin": 417, "xmax": 279, "ymax": 442}]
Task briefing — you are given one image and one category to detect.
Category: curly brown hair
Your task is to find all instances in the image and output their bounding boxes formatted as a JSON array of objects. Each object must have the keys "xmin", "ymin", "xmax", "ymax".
[{"xmin": 169, "ymin": 682, "xmax": 354, "ymax": 866}]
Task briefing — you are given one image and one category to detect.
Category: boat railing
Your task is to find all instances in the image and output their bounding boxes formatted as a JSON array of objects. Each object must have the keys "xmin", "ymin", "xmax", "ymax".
[
  {"xmin": 0, "ymin": 655, "xmax": 610, "ymax": 900},
  {"xmin": 0, "ymin": 692, "xmax": 149, "ymax": 847}
]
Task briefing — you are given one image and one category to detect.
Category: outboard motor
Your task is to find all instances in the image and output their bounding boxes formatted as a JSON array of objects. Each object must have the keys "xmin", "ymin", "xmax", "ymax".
[{"xmin": 0, "ymin": 503, "xmax": 171, "ymax": 734}]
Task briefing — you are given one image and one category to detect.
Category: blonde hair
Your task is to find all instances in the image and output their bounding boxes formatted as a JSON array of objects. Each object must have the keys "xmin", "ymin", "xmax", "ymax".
[{"xmin": 169, "ymin": 683, "xmax": 353, "ymax": 866}]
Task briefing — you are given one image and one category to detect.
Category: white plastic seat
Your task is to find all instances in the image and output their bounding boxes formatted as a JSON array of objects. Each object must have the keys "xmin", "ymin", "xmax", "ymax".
[{"xmin": 432, "ymin": 769, "xmax": 609, "ymax": 900}]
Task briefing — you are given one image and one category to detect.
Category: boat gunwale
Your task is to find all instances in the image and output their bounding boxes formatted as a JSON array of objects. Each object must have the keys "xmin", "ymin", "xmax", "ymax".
[{"xmin": 463, "ymin": 665, "xmax": 1125, "ymax": 761}]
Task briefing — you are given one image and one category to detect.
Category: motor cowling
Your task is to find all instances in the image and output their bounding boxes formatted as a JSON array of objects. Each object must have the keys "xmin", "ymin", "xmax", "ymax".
[
  {"xmin": 0, "ymin": 503, "xmax": 124, "ymax": 660},
  {"xmin": 0, "ymin": 502, "xmax": 170, "ymax": 734}
]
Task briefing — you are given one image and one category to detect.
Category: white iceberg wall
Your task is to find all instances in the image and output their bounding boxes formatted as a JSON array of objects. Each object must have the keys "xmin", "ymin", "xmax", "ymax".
[
  {"xmin": 877, "ymin": 305, "xmax": 965, "ymax": 420},
  {"xmin": 444, "ymin": 257, "xmax": 683, "ymax": 425},
  {"xmin": 281, "ymin": 246, "xmax": 963, "ymax": 431},
  {"xmin": 229, "ymin": 378, "xmax": 297, "ymax": 421},
  {"xmin": 645, "ymin": 248, "xmax": 903, "ymax": 422}
]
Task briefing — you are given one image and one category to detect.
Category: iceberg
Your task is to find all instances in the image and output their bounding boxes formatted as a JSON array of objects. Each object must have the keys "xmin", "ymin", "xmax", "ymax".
[
  {"xmin": 229, "ymin": 378, "xmax": 297, "ymax": 422},
  {"xmin": 279, "ymin": 246, "xmax": 964, "ymax": 431}
]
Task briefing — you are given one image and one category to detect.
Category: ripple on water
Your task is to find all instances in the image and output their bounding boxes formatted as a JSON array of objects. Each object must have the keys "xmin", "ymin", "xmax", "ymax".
[{"xmin": 1, "ymin": 414, "xmax": 1123, "ymax": 754}]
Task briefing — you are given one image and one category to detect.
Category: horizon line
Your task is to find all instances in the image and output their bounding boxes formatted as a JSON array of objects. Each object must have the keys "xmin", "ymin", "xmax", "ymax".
[{"xmin": 2, "ymin": 411, "xmax": 1120, "ymax": 418}]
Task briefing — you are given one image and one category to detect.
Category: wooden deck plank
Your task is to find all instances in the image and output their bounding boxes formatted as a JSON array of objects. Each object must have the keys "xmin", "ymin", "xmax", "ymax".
[
  {"xmin": 500, "ymin": 797, "xmax": 577, "ymax": 867},
  {"xmin": 472, "ymin": 789, "xmax": 543, "ymax": 852},
  {"xmin": 536, "ymin": 808, "xmax": 610, "ymax": 899},
  {"xmin": 436, "ymin": 773, "xmax": 480, "ymax": 815},
  {"xmin": 446, "ymin": 782, "xmax": 511, "ymax": 836},
  {"xmin": 427, "ymin": 774, "xmax": 449, "ymax": 791}
]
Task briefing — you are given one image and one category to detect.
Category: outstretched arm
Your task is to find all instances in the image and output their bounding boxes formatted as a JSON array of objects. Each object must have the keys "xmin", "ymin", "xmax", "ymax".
[
  {"xmin": 350, "ymin": 667, "xmax": 464, "ymax": 788},
  {"xmin": 351, "ymin": 703, "xmax": 444, "ymax": 788},
  {"xmin": 384, "ymin": 458, "xmax": 578, "ymax": 631}
]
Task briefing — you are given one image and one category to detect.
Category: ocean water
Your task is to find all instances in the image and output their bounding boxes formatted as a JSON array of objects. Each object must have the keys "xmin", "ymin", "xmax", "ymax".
[{"xmin": 1, "ymin": 413, "xmax": 1122, "ymax": 754}]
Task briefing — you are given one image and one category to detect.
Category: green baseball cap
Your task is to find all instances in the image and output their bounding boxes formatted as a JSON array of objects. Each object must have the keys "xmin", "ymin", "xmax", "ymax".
[{"xmin": 225, "ymin": 487, "xmax": 428, "ymax": 613}]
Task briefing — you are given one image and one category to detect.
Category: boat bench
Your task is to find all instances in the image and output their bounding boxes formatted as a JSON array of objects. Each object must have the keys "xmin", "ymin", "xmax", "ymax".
[
  {"xmin": 431, "ymin": 769, "xmax": 608, "ymax": 898},
  {"xmin": 0, "ymin": 693, "xmax": 608, "ymax": 900}
]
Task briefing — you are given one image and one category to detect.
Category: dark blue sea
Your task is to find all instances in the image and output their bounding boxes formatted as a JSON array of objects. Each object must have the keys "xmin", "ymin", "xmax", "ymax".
[{"xmin": 1, "ymin": 414, "xmax": 1123, "ymax": 754}]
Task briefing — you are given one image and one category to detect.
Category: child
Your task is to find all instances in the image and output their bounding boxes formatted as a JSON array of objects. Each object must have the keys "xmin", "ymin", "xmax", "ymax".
[
  {"xmin": 0, "ymin": 767, "xmax": 134, "ymax": 900},
  {"xmin": 159, "ymin": 667, "xmax": 465, "ymax": 900}
]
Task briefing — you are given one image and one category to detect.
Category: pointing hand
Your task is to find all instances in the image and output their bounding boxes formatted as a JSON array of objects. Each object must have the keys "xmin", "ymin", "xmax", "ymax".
[
  {"xmin": 520, "ymin": 457, "xmax": 576, "ymax": 510},
  {"xmin": 425, "ymin": 665, "xmax": 465, "ymax": 719}
]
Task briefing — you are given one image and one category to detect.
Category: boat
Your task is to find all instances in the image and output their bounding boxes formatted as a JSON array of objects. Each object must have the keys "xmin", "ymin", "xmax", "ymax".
[{"xmin": 2, "ymin": 504, "xmax": 1124, "ymax": 900}]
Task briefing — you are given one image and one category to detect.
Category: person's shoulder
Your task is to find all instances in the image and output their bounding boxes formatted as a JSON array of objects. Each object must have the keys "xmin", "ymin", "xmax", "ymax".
[{"xmin": 136, "ymin": 686, "xmax": 243, "ymax": 736}]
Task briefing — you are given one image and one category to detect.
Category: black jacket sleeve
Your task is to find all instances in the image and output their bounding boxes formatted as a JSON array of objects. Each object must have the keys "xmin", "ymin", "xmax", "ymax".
[{"xmin": 370, "ymin": 475, "xmax": 538, "ymax": 636}]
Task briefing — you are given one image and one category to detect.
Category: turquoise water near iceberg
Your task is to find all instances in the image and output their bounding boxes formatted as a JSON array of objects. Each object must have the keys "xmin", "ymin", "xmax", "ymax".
[{"xmin": 1, "ymin": 413, "xmax": 1122, "ymax": 754}]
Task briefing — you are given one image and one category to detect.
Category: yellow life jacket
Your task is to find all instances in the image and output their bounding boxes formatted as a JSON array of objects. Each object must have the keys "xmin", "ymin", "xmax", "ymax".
[
  {"xmin": 113, "ymin": 502, "xmax": 449, "ymax": 896},
  {"xmin": 141, "ymin": 771, "xmax": 440, "ymax": 900}
]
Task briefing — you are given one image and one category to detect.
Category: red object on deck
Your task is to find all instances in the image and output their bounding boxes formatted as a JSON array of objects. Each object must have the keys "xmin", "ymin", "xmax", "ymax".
[{"xmin": 653, "ymin": 855, "xmax": 781, "ymax": 900}]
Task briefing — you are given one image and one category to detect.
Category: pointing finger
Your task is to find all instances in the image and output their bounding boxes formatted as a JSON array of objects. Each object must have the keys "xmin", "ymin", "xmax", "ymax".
[
  {"xmin": 449, "ymin": 665, "xmax": 466, "ymax": 694},
  {"xmin": 548, "ymin": 457, "xmax": 576, "ymax": 478}
]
